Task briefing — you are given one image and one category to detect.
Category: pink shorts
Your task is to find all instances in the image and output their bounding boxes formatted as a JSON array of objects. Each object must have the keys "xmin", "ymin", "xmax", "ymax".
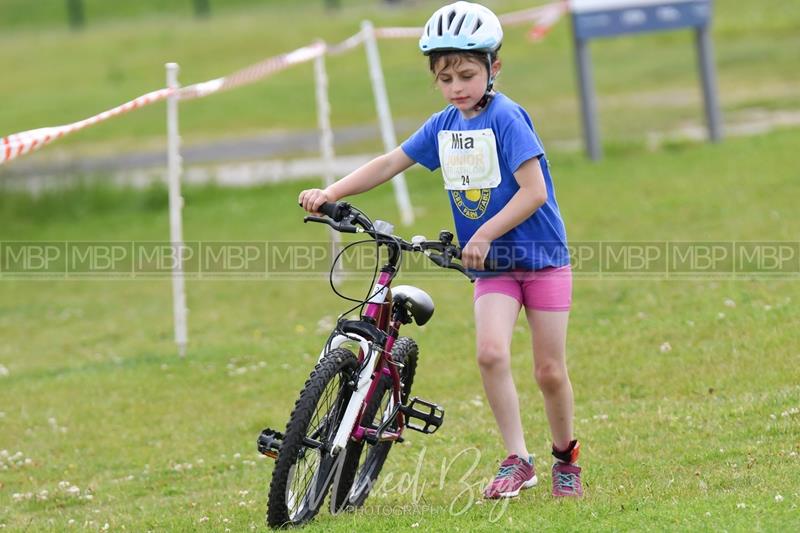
[{"xmin": 473, "ymin": 265, "xmax": 572, "ymax": 311}]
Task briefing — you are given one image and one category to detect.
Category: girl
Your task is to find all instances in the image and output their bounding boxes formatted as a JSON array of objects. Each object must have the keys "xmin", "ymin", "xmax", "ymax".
[{"xmin": 299, "ymin": 1, "xmax": 582, "ymax": 499}]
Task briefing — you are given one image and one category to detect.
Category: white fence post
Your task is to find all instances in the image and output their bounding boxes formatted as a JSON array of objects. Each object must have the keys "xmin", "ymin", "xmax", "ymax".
[
  {"xmin": 166, "ymin": 62, "xmax": 189, "ymax": 358},
  {"xmin": 313, "ymin": 44, "xmax": 342, "ymax": 280},
  {"xmin": 361, "ymin": 20, "xmax": 415, "ymax": 226}
]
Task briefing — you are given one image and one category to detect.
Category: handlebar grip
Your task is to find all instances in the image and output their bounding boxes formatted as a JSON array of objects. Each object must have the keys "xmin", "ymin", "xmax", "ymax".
[
  {"xmin": 338, "ymin": 224, "xmax": 359, "ymax": 234},
  {"xmin": 452, "ymin": 247, "xmax": 496, "ymax": 272},
  {"xmin": 318, "ymin": 202, "xmax": 348, "ymax": 222}
]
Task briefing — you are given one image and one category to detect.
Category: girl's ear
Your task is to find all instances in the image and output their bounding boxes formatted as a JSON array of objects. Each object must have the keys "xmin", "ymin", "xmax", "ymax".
[
  {"xmin": 491, "ymin": 59, "xmax": 502, "ymax": 78},
  {"xmin": 492, "ymin": 59, "xmax": 503, "ymax": 76}
]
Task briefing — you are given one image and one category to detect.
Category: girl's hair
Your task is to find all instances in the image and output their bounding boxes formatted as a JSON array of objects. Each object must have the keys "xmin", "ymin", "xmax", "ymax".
[{"xmin": 428, "ymin": 48, "xmax": 500, "ymax": 76}]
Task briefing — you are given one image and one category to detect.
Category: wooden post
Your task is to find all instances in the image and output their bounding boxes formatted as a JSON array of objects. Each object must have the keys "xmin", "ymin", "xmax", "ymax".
[
  {"xmin": 193, "ymin": 0, "xmax": 211, "ymax": 18},
  {"xmin": 66, "ymin": 0, "xmax": 85, "ymax": 30}
]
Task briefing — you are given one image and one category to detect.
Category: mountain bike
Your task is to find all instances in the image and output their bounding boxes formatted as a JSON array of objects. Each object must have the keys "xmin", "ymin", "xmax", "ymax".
[{"xmin": 257, "ymin": 201, "xmax": 480, "ymax": 528}]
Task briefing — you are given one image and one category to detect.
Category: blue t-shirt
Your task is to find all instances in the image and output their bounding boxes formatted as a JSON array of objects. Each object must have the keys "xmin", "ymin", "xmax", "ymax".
[{"xmin": 401, "ymin": 92, "xmax": 569, "ymax": 272}]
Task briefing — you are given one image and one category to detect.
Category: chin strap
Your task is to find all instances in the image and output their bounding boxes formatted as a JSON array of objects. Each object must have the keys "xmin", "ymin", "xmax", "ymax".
[
  {"xmin": 473, "ymin": 52, "xmax": 497, "ymax": 111},
  {"xmin": 473, "ymin": 90, "xmax": 495, "ymax": 111}
]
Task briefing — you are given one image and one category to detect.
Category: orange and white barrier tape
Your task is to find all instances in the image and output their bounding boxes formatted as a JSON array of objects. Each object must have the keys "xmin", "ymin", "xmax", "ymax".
[
  {"xmin": 0, "ymin": 2, "xmax": 566, "ymax": 166},
  {"xmin": 1, "ymin": 88, "xmax": 172, "ymax": 165},
  {"xmin": 179, "ymin": 42, "xmax": 326, "ymax": 100},
  {"xmin": 374, "ymin": 27, "xmax": 424, "ymax": 39},
  {"xmin": 0, "ymin": 43, "xmax": 327, "ymax": 165},
  {"xmin": 375, "ymin": 1, "xmax": 567, "ymax": 43},
  {"xmin": 327, "ymin": 33, "xmax": 366, "ymax": 56},
  {"xmin": 499, "ymin": 0, "xmax": 566, "ymax": 26},
  {"xmin": 499, "ymin": 0, "xmax": 569, "ymax": 41}
]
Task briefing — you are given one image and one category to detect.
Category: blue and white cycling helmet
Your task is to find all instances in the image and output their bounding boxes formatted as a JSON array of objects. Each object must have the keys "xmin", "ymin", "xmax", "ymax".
[
  {"xmin": 419, "ymin": 1, "xmax": 503, "ymax": 56},
  {"xmin": 420, "ymin": 2, "xmax": 503, "ymax": 109}
]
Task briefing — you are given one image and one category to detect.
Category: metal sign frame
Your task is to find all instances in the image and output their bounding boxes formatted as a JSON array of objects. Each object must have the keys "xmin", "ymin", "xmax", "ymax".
[{"xmin": 569, "ymin": 0, "xmax": 722, "ymax": 159}]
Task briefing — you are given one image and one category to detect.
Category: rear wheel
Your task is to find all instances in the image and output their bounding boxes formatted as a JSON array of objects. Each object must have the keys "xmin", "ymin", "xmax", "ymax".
[
  {"xmin": 267, "ymin": 348, "xmax": 358, "ymax": 528},
  {"xmin": 331, "ymin": 337, "xmax": 418, "ymax": 512}
]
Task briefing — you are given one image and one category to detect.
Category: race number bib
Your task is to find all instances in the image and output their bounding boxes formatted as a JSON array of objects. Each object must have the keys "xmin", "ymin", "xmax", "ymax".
[{"xmin": 438, "ymin": 129, "xmax": 502, "ymax": 190}]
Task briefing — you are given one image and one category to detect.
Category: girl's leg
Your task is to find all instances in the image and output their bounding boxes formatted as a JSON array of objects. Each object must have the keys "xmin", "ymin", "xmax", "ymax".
[
  {"xmin": 474, "ymin": 293, "xmax": 527, "ymax": 458},
  {"xmin": 524, "ymin": 309, "xmax": 573, "ymax": 450}
]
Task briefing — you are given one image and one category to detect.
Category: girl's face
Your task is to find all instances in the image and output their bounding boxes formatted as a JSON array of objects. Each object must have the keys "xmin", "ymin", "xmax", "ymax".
[{"xmin": 433, "ymin": 55, "xmax": 500, "ymax": 117}]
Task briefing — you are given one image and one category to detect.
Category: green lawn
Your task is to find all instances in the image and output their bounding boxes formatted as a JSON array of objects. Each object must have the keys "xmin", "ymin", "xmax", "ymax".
[
  {"xmin": 1, "ymin": 127, "xmax": 799, "ymax": 530},
  {"xmin": 0, "ymin": 0, "xmax": 799, "ymax": 160},
  {"xmin": 2, "ymin": 1, "xmax": 799, "ymax": 530}
]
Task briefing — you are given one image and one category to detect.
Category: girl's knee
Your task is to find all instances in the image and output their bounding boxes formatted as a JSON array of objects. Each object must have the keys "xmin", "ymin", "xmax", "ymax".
[
  {"xmin": 534, "ymin": 361, "xmax": 568, "ymax": 392},
  {"xmin": 476, "ymin": 341, "xmax": 510, "ymax": 369}
]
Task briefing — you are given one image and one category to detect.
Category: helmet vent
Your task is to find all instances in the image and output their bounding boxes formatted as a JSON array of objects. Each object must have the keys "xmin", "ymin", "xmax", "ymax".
[
  {"xmin": 473, "ymin": 18, "xmax": 483, "ymax": 33},
  {"xmin": 453, "ymin": 13, "xmax": 467, "ymax": 35},
  {"xmin": 447, "ymin": 9, "xmax": 456, "ymax": 28},
  {"xmin": 437, "ymin": 14, "xmax": 444, "ymax": 36}
]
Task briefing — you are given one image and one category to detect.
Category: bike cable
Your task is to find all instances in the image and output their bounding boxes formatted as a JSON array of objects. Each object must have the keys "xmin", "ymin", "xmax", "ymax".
[
  {"xmin": 327, "ymin": 204, "xmax": 407, "ymax": 322},
  {"xmin": 349, "ymin": 204, "xmax": 408, "ymax": 318}
]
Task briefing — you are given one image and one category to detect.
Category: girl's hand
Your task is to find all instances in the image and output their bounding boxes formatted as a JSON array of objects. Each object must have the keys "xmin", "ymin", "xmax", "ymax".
[
  {"xmin": 461, "ymin": 236, "xmax": 491, "ymax": 270},
  {"xmin": 298, "ymin": 188, "xmax": 335, "ymax": 214}
]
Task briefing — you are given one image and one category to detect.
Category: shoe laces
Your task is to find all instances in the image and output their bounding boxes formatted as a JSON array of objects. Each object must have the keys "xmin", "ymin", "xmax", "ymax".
[
  {"xmin": 496, "ymin": 464, "xmax": 517, "ymax": 479},
  {"xmin": 553, "ymin": 470, "xmax": 579, "ymax": 492},
  {"xmin": 495, "ymin": 458, "xmax": 528, "ymax": 481}
]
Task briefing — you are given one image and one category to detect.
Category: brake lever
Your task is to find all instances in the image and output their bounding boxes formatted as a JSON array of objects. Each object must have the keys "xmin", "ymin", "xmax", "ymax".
[
  {"xmin": 425, "ymin": 252, "xmax": 475, "ymax": 282},
  {"xmin": 304, "ymin": 215, "xmax": 336, "ymax": 229},
  {"xmin": 444, "ymin": 245, "xmax": 482, "ymax": 282},
  {"xmin": 446, "ymin": 261, "xmax": 476, "ymax": 282},
  {"xmin": 303, "ymin": 216, "xmax": 358, "ymax": 234}
]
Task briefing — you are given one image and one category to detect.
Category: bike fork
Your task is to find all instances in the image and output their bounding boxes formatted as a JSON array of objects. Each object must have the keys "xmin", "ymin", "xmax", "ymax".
[{"xmin": 328, "ymin": 337, "xmax": 380, "ymax": 455}]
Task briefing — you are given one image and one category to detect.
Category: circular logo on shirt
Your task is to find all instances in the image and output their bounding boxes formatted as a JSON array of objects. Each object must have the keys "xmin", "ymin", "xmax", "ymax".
[{"xmin": 451, "ymin": 188, "xmax": 491, "ymax": 220}]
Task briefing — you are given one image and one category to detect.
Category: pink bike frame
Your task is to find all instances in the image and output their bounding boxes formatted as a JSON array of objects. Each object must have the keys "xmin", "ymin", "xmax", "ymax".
[{"xmin": 349, "ymin": 270, "xmax": 406, "ymax": 442}]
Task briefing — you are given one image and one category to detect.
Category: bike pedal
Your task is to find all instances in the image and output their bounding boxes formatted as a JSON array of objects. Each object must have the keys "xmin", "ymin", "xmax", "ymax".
[
  {"xmin": 257, "ymin": 427, "xmax": 284, "ymax": 459},
  {"xmin": 399, "ymin": 397, "xmax": 444, "ymax": 434}
]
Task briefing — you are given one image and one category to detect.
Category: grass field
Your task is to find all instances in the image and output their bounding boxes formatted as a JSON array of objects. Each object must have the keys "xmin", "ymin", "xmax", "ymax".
[
  {"xmin": 1, "ymin": 0, "xmax": 799, "ymax": 161},
  {"xmin": 2, "ymin": 0, "xmax": 800, "ymax": 530},
  {"xmin": 2, "ymin": 124, "xmax": 800, "ymax": 530}
]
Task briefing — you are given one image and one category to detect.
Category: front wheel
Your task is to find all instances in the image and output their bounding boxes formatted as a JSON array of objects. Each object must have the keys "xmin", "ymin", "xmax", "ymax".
[
  {"xmin": 267, "ymin": 348, "xmax": 358, "ymax": 528},
  {"xmin": 331, "ymin": 337, "xmax": 419, "ymax": 512}
]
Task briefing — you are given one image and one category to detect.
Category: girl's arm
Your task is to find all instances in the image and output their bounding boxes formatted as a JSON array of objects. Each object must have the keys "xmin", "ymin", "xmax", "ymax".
[
  {"xmin": 461, "ymin": 157, "xmax": 548, "ymax": 270},
  {"xmin": 299, "ymin": 147, "xmax": 415, "ymax": 213}
]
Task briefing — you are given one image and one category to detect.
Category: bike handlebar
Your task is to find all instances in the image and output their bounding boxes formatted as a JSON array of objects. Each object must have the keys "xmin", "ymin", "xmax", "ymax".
[{"xmin": 303, "ymin": 201, "xmax": 495, "ymax": 281}]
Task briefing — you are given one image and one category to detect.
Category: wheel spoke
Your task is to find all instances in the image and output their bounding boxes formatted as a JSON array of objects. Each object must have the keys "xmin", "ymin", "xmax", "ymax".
[
  {"xmin": 309, "ymin": 374, "xmax": 345, "ymax": 443},
  {"xmin": 268, "ymin": 349, "xmax": 379, "ymax": 527},
  {"xmin": 282, "ymin": 359, "xmax": 353, "ymax": 521}
]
